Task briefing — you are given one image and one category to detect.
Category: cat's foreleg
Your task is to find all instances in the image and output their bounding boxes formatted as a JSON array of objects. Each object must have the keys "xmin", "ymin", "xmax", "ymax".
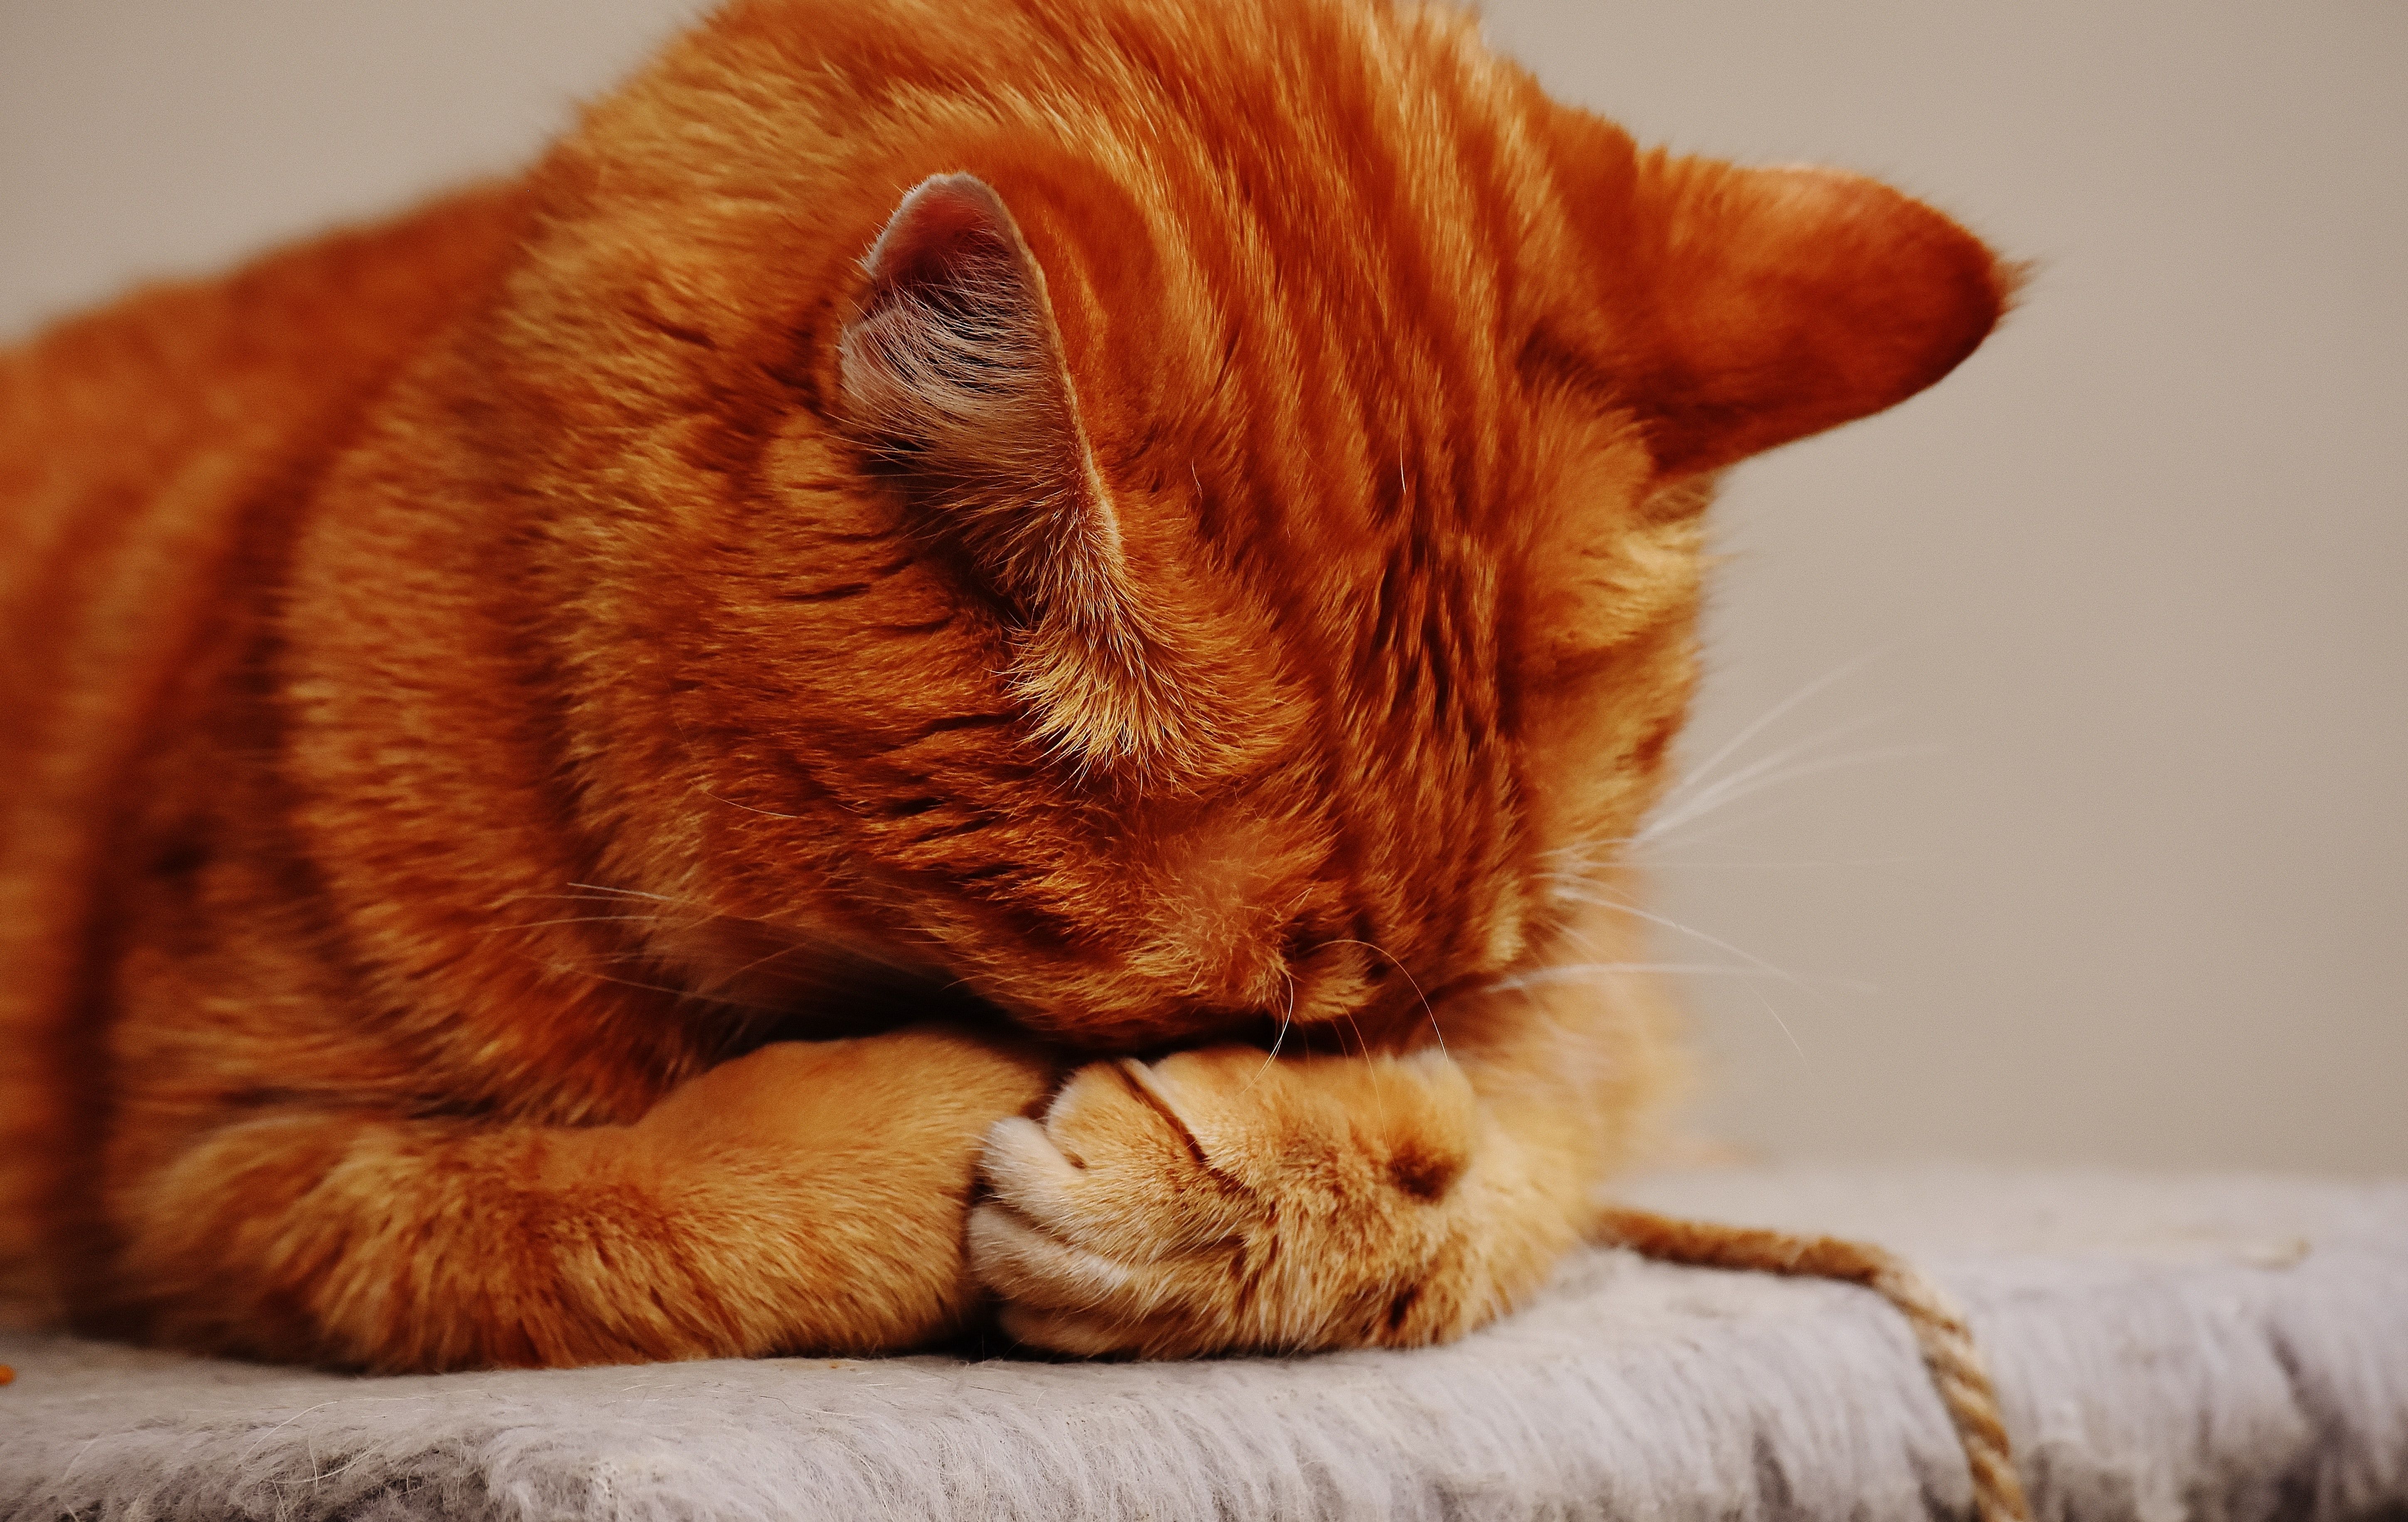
[
  {"xmin": 968, "ymin": 997, "xmax": 1653, "ymax": 1357},
  {"xmin": 114, "ymin": 1026, "xmax": 1055, "ymax": 1371}
]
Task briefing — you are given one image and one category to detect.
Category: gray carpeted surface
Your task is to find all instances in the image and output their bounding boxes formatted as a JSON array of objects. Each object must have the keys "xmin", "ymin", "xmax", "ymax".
[{"xmin": 3, "ymin": 1166, "xmax": 2404, "ymax": 1522}]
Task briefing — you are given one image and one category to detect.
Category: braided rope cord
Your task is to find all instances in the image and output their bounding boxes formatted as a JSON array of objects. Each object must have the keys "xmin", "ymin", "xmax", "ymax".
[{"xmin": 1592, "ymin": 1206, "xmax": 2033, "ymax": 1522}]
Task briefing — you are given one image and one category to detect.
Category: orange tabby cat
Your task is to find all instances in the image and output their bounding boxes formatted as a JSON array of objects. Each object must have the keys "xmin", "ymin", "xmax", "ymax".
[{"xmin": 0, "ymin": 0, "xmax": 2004, "ymax": 1371}]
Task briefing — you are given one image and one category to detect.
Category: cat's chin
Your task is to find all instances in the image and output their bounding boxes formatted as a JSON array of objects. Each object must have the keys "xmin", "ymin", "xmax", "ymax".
[
  {"xmin": 997, "ymin": 1004, "xmax": 1276, "ymax": 1057},
  {"xmin": 703, "ymin": 983, "xmax": 1296, "ymax": 1066},
  {"xmin": 638, "ymin": 912, "xmax": 999, "ymax": 1051},
  {"xmin": 684, "ymin": 977, "xmax": 992, "ymax": 1065},
  {"xmin": 645, "ymin": 909, "xmax": 1286, "ymax": 1057},
  {"xmin": 992, "ymin": 993, "xmax": 1447, "ymax": 1062}
]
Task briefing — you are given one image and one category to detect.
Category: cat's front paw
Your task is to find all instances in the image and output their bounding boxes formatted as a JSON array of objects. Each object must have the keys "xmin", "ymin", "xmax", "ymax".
[{"xmin": 970, "ymin": 1047, "xmax": 1539, "ymax": 1357}]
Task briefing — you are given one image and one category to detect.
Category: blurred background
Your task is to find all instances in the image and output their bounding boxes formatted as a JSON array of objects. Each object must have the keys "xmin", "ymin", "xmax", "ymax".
[{"xmin": 3, "ymin": 2, "xmax": 2400, "ymax": 1172}]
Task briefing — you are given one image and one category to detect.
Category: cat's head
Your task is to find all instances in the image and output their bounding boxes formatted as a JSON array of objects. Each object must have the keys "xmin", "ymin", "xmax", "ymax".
[{"xmin": 488, "ymin": 0, "xmax": 2006, "ymax": 1050}]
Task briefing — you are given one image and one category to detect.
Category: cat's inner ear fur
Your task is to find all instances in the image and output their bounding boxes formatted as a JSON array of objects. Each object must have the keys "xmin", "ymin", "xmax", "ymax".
[
  {"xmin": 1602, "ymin": 153, "xmax": 2012, "ymax": 477},
  {"xmin": 840, "ymin": 173, "xmax": 1200, "ymax": 776}
]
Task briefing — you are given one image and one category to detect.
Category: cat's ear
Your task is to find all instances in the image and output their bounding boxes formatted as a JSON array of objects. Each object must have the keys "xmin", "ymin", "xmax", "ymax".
[
  {"xmin": 839, "ymin": 173, "xmax": 1198, "ymax": 774},
  {"xmin": 1567, "ymin": 149, "xmax": 2011, "ymax": 477}
]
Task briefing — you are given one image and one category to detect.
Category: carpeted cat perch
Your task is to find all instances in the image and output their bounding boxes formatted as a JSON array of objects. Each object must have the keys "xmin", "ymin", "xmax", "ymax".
[{"xmin": 4, "ymin": 1166, "xmax": 2404, "ymax": 1522}]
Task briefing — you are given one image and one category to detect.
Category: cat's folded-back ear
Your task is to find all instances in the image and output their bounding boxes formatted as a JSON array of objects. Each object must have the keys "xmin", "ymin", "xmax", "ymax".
[
  {"xmin": 840, "ymin": 173, "xmax": 1200, "ymax": 775},
  {"xmin": 1552, "ymin": 139, "xmax": 2012, "ymax": 476},
  {"xmin": 842, "ymin": 173, "xmax": 1123, "ymax": 623}
]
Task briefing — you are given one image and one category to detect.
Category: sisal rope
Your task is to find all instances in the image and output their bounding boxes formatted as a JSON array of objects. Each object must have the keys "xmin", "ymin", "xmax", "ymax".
[{"xmin": 1592, "ymin": 1206, "xmax": 2033, "ymax": 1522}]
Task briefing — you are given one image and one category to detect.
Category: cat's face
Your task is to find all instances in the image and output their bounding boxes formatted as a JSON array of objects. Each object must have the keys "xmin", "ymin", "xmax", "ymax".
[{"xmin": 484, "ymin": 0, "xmax": 2003, "ymax": 1050}]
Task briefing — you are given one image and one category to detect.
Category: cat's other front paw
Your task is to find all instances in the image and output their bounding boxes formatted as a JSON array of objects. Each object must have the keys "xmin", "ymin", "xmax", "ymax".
[{"xmin": 970, "ymin": 1047, "xmax": 1544, "ymax": 1357}]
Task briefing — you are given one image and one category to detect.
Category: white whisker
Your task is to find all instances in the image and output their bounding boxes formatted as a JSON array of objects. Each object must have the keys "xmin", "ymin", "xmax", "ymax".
[
  {"xmin": 1551, "ymin": 886, "xmax": 1875, "ymax": 998},
  {"xmin": 696, "ymin": 788, "xmax": 804, "ymax": 820},
  {"xmin": 1484, "ymin": 961, "xmax": 1865, "ymax": 992},
  {"xmin": 475, "ymin": 915, "xmax": 661, "ymax": 935},
  {"xmin": 1317, "ymin": 937, "xmax": 1446, "ymax": 1060},
  {"xmin": 1743, "ymin": 979, "xmax": 1812, "ymax": 1067},
  {"xmin": 1251, "ymin": 965, "xmax": 1300, "ymax": 1087},
  {"xmin": 1651, "ymin": 707, "xmax": 1896, "ymax": 826},
  {"xmin": 1643, "ymin": 709, "xmax": 1897, "ymax": 840},
  {"xmin": 1653, "ymin": 647, "xmax": 1890, "ymax": 817},
  {"xmin": 563, "ymin": 881, "xmax": 682, "ymax": 902},
  {"xmin": 526, "ymin": 961, "xmax": 792, "ymax": 1013},
  {"xmin": 1642, "ymin": 743, "xmax": 1941, "ymax": 843},
  {"xmin": 1617, "ymin": 854, "xmax": 1921, "ymax": 871}
]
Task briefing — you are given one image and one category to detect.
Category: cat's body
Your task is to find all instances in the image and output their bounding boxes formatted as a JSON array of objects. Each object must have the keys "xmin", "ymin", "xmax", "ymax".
[{"xmin": 0, "ymin": 0, "xmax": 2003, "ymax": 1370}]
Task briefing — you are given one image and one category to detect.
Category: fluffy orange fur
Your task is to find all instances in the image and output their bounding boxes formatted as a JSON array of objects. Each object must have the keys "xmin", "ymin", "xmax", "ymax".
[{"xmin": 0, "ymin": 0, "xmax": 2004, "ymax": 1370}]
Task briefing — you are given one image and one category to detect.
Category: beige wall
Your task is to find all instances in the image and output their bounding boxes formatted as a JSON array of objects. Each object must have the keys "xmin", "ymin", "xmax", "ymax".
[{"xmin": 4, "ymin": 2, "xmax": 2400, "ymax": 1172}]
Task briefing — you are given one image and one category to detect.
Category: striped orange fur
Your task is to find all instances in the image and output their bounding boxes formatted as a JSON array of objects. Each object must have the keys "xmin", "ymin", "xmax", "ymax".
[{"xmin": 0, "ymin": 0, "xmax": 2005, "ymax": 1369}]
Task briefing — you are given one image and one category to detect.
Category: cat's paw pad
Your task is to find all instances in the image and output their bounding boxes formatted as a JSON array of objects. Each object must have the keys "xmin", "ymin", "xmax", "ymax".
[{"xmin": 970, "ymin": 1047, "xmax": 1493, "ymax": 1357}]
